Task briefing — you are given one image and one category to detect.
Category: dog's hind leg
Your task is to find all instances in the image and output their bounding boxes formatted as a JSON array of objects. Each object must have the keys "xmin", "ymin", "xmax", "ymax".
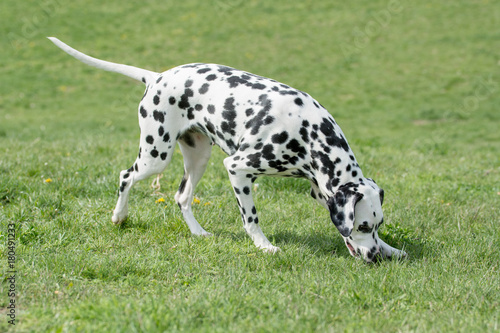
[
  {"xmin": 112, "ymin": 128, "xmax": 178, "ymax": 224},
  {"xmin": 174, "ymin": 131, "xmax": 212, "ymax": 236}
]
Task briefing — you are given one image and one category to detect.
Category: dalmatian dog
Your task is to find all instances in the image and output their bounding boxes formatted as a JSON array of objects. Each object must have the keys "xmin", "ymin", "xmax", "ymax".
[{"xmin": 49, "ymin": 37, "xmax": 407, "ymax": 263}]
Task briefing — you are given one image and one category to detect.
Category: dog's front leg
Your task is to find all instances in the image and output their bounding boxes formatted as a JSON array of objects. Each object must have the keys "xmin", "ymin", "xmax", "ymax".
[{"xmin": 223, "ymin": 157, "xmax": 280, "ymax": 253}]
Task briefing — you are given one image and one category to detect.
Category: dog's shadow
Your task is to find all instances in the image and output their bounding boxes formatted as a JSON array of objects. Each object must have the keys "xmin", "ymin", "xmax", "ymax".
[
  {"xmin": 271, "ymin": 230, "xmax": 344, "ymax": 257},
  {"xmin": 268, "ymin": 229, "xmax": 427, "ymax": 262},
  {"xmin": 271, "ymin": 230, "xmax": 428, "ymax": 261},
  {"xmin": 215, "ymin": 228, "xmax": 346, "ymax": 257},
  {"xmin": 120, "ymin": 218, "xmax": 427, "ymax": 262}
]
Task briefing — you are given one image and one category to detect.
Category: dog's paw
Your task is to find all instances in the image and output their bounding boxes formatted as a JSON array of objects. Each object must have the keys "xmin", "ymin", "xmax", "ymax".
[
  {"xmin": 112, "ymin": 213, "xmax": 127, "ymax": 225},
  {"xmin": 263, "ymin": 245, "xmax": 281, "ymax": 254},
  {"xmin": 193, "ymin": 230, "xmax": 212, "ymax": 237}
]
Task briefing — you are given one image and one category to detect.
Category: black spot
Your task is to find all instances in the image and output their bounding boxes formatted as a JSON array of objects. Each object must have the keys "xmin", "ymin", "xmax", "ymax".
[
  {"xmin": 245, "ymin": 95, "xmax": 274, "ymax": 135},
  {"xmin": 150, "ymin": 149, "xmax": 159, "ymax": 158},
  {"xmin": 197, "ymin": 68, "xmax": 211, "ymax": 74},
  {"xmin": 160, "ymin": 152, "xmax": 167, "ymax": 160},
  {"xmin": 254, "ymin": 142, "xmax": 263, "ymax": 150},
  {"xmin": 243, "ymin": 186, "xmax": 250, "ymax": 195},
  {"xmin": 163, "ymin": 132, "xmax": 170, "ymax": 142},
  {"xmin": 221, "ymin": 98, "xmax": 237, "ymax": 135},
  {"xmin": 299, "ymin": 127, "xmax": 309, "ymax": 143},
  {"xmin": 199, "ymin": 83, "xmax": 209, "ymax": 94},
  {"xmin": 352, "ymin": 171, "xmax": 358, "ymax": 177},
  {"xmin": 294, "ymin": 98, "xmax": 304, "ymax": 106},
  {"xmin": 311, "ymin": 150, "xmax": 339, "ymax": 181},
  {"xmin": 234, "ymin": 187, "xmax": 241, "ymax": 194},
  {"xmin": 279, "ymin": 90, "xmax": 299, "ymax": 96},
  {"xmin": 246, "ymin": 153, "xmax": 262, "ymax": 168},
  {"xmin": 206, "ymin": 120, "xmax": 216, "ymax": 134},
  {"xmin": 228, "ymin": 75, "xmax": 249, "ymax": 88},
  {"xmin": 178, "ymin": 88, "xmax": 194, "ymax": 110},
  {"xmin": 286, "ymin": 139, "xmax": 307, "ymax": 158},
  {"xmin": 262, "ymin": 144, "xmax": 275, "ymax": 160},
  {"xmin": 120, "ymin": 181, "xmax": 128, "ymax": 192},
  {"xmin": 153, "ymin": 111, "xmax": 164, "ymax": 123},
  {"xmin": 268, "ymin": 160, "xmax": 287, "ymax": 172},
  {"xmin": 207, "ymin": 104, "xmax": 216, "ymax": 114},
  {"xmin": 187, "ymin": 107, "xmax": 195, "ymax": 120},
  {"xmin": 218, "ymin": 66, "xmax": 234, "ymax": 75},
  {"xmin": 153, "ymin": 95, "xmax": 160, "ymax": 105},
  {"xmin": 195, "ymin": 104, "xmax": 203, "ymax": 111},
  {"xmin": 271, "ymin": 131, "xmax": 289, "ymax": 144},
  {"xmin": 252, "ymin": 206, "xmax": 257, "ymax": 214},
  {"xmin": 251, "ymin": 83, "xmax": 266, "ymax": 90},
  {"xmin": 169, "ymin": 96, "xmax": 176, "ymax": 105},
  {"xmin": 146, "ymin": 135, "xmax": 154, "ymax": 144},
  {"xmin": 140, "ymin": 106, "xmax": 148, "ymax": 118},
  {"xmin": 123, "ymin": 173, "xmax": 130, "ymax": 179},
  {"xmin": 156, "ymin": 76, "xmax": 163, "ymax": 84},
  {"xmin": 185, "ymin": 79, "xmax": 193, "ymax": 87},
  {"xmin": 319, "ymin": 118, "xmax": 350, "ymax": 152},
  {"xmin": 336, "ymin": 212, "xmax": 345, "ymax": 222},
  {"xmin": 239, "ymin": 143, "xmax": 250, "ymax": 151},
  {"xmin": 206, "ymin": 74, "xmax": 217, "ymax": 81},
  {"xmin": 245, "ymin": 108, "xmax": 254, "ymax": 117},
  {"xmin": 284, "ymin": 154, "xmax": 299, "ymax": 165},
  {"xmin": 158, "ymin": 126, "xmax": 164, "ymax": 137},
  {"xmin": 178, "ymin": 174, "xmax": 188, "ymax": 194}
]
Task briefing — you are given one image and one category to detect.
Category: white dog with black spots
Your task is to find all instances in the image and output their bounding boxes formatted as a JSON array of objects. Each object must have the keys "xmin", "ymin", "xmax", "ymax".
[{"xmin": 49, "ymin": 37, "xmax": 406, "ymax": 263}]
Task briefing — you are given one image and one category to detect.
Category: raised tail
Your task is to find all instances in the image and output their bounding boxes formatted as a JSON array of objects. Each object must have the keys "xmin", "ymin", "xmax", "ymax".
[{"xmin": 48, "ymin": 37, "xmax": 158, "ymax": 84}]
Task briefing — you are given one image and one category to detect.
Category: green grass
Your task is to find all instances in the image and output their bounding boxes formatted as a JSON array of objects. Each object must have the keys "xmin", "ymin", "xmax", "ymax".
[{"xmin": 1, "ymin": 0, "xmax": 499, "ymax": 332}]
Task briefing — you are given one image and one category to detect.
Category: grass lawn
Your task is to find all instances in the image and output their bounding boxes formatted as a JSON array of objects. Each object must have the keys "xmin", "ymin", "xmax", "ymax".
[{"xmin": 1, "ymin": 0, "xmax": 499, "ymax": 332}]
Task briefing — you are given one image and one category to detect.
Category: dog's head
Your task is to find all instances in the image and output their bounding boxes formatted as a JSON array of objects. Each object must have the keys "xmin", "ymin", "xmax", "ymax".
[{"xmin": 327, "ymin": 179, "xmax": 406, "ymax": 263}]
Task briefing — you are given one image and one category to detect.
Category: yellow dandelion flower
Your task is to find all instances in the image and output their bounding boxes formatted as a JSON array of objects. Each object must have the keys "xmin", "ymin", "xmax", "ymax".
[
  {"xmin": 204, "ymin": 202, "xmax": 211, "ymax": 206},
  {"xmin": 155, "ymin": 197, "xmax": 165, "ymax": 203},
  {"xmin": 44, "ymin": 178, "xmax": 52, "ymax": 183},
  {"xmin": 193, "ymin": 197, "xmax": 201, "ymax": 204}
]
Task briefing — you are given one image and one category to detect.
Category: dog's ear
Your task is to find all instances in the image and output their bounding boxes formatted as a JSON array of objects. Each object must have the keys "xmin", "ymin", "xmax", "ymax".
[
  {"xmin": 327, "ymin": 188, "xmax": 364, "ymax": 237},
  {"xmin": 379, "ymin": 188, "xmax": 384, "ymax": 206}
]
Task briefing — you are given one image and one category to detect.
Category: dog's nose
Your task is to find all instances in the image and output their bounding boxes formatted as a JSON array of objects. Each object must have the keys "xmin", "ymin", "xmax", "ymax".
[{"xmin": 366, "ymin": 246, "xmax": 381, "ymax": 263}]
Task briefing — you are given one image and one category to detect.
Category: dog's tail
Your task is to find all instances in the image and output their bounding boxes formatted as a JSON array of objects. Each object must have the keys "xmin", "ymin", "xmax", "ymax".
[{"xmin": 48, "ymin": 37, "xmax": 158, "ymax": 85}]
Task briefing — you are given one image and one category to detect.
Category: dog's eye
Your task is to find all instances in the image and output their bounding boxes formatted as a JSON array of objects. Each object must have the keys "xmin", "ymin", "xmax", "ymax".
[{"xmin": 358, "ymin": 224, "xmax": 373, "ymax": 233}]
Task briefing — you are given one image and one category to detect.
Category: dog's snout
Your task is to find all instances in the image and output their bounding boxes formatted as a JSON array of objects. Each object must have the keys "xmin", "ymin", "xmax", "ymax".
[{"xmin": 369, "ymin": 251, "xmax": 382, "ymax": 263}]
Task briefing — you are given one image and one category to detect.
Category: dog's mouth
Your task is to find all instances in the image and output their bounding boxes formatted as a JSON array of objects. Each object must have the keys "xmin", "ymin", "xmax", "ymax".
[{"xmin": 345, "ymin": 241, "xmax": 357, "ymax": 257}]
